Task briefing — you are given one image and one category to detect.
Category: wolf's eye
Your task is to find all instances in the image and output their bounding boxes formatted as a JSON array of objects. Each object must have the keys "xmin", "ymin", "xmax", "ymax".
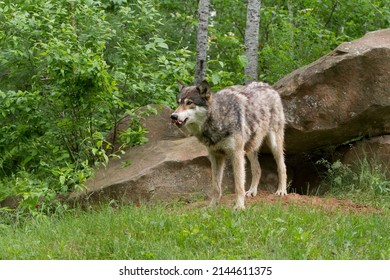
[{"xmin": 186, "ymin": 100, "xmax": 193, "ymax": 106}]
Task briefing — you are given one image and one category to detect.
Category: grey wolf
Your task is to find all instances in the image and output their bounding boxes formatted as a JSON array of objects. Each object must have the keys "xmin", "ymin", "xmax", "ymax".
[{"xmin": 171, "ymin": 80, "xmax": 287, "ymax": 209}]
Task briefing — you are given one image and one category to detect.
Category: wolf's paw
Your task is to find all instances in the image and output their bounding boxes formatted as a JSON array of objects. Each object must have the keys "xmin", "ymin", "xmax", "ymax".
[
  {"xmin": 233, "ymin": 203, "xmax": 245, "ymax": 211},
  {"xmin": 233, "ymin": 196, "xmax": 246, "ymax": 210},
  {"xmin": 245, "ymin": 190, "xmax": 257, "ymax": 197},
  {"xmin": 274, "ymin": 189, "xmax": 287, "ymax": 196}
]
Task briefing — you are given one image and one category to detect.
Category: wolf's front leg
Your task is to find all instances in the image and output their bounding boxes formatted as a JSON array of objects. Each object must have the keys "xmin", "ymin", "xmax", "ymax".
[
  {"xmin": 231, "ymin": 150, "xmax": 246, "ymax": 210},
  {"xmin": 208, "ymin": 152, "xmax": 226, "ymax": 207}
]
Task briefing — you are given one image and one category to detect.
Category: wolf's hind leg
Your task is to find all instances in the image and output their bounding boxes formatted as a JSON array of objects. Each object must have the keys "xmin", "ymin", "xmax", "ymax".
[
  {"xmin": 245, "ymin": 151, "xmax": 261, "ymax": 197},
  {"xmin": 208, "ymin": 152, "xmax": 226, "ymax": 207},
  {"xmin": 267, "ymin": 131, "xmax": 287, "ymax": 196}
]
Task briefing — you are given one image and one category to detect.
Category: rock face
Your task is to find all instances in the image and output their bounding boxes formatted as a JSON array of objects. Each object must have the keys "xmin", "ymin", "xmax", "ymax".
[
  {"xmin": 83, "ymin": 135, "xmax": 210, "ymax": 203},
  {"xmin": 275, "ymin": 28, "xmax": 390, "ymax": 154},
  {"xmin": 73, "ymin": 106, "xmax": 206, "ymax": 203},
  {"xmin": 74, "ymin": 29, "xmax": 390, "ymax": 204}
]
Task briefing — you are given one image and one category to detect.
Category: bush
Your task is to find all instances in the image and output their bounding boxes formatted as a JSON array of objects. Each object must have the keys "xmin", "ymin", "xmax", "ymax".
[{"xmin": 0, "ymin": 0, "xmax": 190, "ymax": 215}]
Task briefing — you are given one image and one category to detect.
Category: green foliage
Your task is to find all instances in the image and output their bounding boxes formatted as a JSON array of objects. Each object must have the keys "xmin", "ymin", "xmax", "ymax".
[
  {"xmin": 158, "ymin": 0, "xmax": 389, "ymax": 84},
  {"xmin": 0, "ymin": 0, "xmax": 115, "ymax": 215},
  {"xmin": 0, "ymin": 0, "xmax": 194, "ymax": 215},
  {"xmin": 317, "ymin": 158, "xmax": 390, "ymax": 207},
  {"xmin": 258, "ymin": 5, "xmax": 341, "ymax": 82},
  {"xmin": 118, "ymin": 107, "xmax": 157, "ymax": 149}
]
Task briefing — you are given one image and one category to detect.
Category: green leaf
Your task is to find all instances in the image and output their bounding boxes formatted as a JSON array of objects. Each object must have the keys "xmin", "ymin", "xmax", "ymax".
[
  {"xmin": 237, "ymin": 55, "xmax": 248, "ymax": 68},
  {"xmin": 59, "ymin": 175, "xmax": 66, "ymax": 186},
  {"xmin": 211, "ymin": 73, "xmax": 220, "ymax": 85},
  {"xmin": 157, "ymin": 42, "xmax": 169, "ymax": 49}
]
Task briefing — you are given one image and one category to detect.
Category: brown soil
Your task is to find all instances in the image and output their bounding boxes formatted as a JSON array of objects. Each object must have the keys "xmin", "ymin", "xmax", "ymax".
[{"xmin": 187, "ymin": 191, "xmax": 382, "ymax": 214}]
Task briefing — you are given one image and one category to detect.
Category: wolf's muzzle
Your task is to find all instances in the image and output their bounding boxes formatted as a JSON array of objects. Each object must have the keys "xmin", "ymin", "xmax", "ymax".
[{"xmin": 170, "ymin": 113, "xmax": 187, "ymax": 127}]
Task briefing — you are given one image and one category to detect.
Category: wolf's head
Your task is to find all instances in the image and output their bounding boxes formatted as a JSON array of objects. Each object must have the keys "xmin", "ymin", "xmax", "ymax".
[{"xmin": 170, "ymin": 80, "xmax": 211, "ymax": 129}]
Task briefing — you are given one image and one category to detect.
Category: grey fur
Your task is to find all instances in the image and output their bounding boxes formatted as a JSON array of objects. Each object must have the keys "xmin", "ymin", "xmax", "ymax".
[{"xmin": 171, "ymin": 80, "xmax": 287, "ymax": 209}]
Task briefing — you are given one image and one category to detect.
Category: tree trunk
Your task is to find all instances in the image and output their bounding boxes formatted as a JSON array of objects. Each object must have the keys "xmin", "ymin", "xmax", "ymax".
[
  {"xmin": 194, "ymin": 0, "xmax": 210, "ymax": 86},
  {"xmin": 244, "ymin": 0, "xmax": 261, "ymax": 84},
  {"xmin": 287, "ymin": 0, "xmax": 294, "ymax": 42}
]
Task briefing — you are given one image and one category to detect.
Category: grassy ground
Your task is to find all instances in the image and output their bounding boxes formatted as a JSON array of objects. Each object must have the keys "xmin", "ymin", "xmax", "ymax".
[
  {"xmin": 1, "ymin": 201, "xmax": 389, "ymax": 260},
  {"xmin": 1, "ymin": 157, "xmax": 389, "ymax": 260}
]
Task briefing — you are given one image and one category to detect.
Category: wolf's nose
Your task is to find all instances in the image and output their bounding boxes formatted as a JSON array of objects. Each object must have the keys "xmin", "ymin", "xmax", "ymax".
[{"xmin": 170, "ymin": 113, "xmax": 178, "ymax": 121}]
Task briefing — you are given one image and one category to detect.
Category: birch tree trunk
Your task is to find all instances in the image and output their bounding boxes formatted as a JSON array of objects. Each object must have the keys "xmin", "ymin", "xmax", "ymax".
[
  {"xmin": 194, "ymin": 0, "xmax": 210, "ymax": 86},
  {"xmin": 287, "ymin": 0, "xmax": 294, "ymax": 43},
  {"xmin": 244, "ymin": 0, "xmax": 261, "ymax": 84}
]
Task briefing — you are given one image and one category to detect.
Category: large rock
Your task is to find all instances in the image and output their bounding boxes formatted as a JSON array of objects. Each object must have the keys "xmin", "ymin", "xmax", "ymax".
[
  {"xmin": 275, "ymin": 28, "xmax": 390, "ymax": 154},
  {"xmin": 72, "ymin": 105, "xmax": 207, "ymax": 203},
  {"xmin": 81, "ymin": 136, "xmax": 210, "ymax": 203}
]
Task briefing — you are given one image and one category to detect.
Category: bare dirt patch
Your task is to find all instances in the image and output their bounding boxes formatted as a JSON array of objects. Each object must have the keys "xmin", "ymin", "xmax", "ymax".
[{"xmin": 187, "ymin": 191, "xmax": 381, "ymax": 214}]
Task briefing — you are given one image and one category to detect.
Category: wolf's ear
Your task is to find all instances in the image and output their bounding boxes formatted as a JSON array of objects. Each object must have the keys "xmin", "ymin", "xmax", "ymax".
[
  {"xmin": 177, "ymin": 80, "xmax": 186, "ymax": 92},
  {"xmin": 197, "ymin": 80, "xmax": 211, "ymax": 101}
]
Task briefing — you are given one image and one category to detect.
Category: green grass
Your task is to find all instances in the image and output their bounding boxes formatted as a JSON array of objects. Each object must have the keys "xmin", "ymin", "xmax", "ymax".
[
  {"xmin": 318, "ymin": 158, "xmax": 390, "ymax": 207},
  {"xmin": 1, "ymin": 157, "xmax": 389, "ymax": 260},
  {"xmin": 1, "ymin": 202, "xmax": 389, "ymax": 260}
]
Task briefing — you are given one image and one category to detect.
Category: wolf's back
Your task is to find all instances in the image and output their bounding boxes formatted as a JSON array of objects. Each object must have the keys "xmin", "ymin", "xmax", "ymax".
[{"xmin": 201, "ymin": 82, "xmax": 283, "ymax": 146}]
